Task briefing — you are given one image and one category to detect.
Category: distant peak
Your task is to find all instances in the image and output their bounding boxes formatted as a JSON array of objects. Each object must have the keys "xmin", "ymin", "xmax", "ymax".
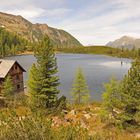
[
  {"xmin": 106, "ymin": 35, "xmax": 140, "ymax": 49},
  {"xmin": 120, "ymin": 35, "xmax": 135, "ymax": 40}
]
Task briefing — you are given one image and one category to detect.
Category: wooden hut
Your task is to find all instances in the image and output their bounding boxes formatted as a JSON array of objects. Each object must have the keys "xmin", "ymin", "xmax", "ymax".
[{"xmin": 0, "ymin": 59, "xmax": 26, "ymax": 93}]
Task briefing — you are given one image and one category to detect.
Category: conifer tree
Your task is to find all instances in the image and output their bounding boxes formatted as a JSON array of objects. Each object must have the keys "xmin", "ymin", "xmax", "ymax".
[
  {"xmin": 1, "ymin": 76, "xmax": 14, "ymax": 98},
  {"xmin": 71, "ymin": 68, "xmax": 90, "ymax": 104},
  {"xmin": 102, "ymin": 59, "xmax": 140, "ymax": 127},
  {"xmin": 120, "ymin": 59, "xmax": 140, "ymax": 126},
  {"xmin": 28, "ymin": 36, "xmax": 60, "ymax": 108},
  {"xmin": 101, "ymin": 77, "xmax": 122, "ymax": 123},
  {"xmin": 28, "ymin": 64, "xmax": 42, "ymax": 107}
]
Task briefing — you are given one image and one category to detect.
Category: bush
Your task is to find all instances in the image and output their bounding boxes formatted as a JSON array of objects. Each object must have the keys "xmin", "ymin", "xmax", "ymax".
[{"xmin": 0, "ymin": 110, "xmax": 93, "ymax": 140}]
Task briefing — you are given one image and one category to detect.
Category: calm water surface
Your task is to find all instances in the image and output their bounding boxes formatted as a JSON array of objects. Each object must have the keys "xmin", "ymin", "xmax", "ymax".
[{"xmin": 5, "ymin": 54, "xmax": 131, "ymax": 101}]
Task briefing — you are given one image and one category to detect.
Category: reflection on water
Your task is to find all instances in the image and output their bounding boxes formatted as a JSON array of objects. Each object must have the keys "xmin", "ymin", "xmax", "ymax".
[
  {"xmin": 101, "ymin": 61, "xmax": 131, "ymax": 68},
  {"xmin": 5, "ymin": 54, "xmax": 131, "ymax": 101}
]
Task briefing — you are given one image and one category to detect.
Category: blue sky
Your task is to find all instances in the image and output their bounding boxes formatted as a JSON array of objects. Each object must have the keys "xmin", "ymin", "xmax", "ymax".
[{"xmin": 1, "ymin": 0, "xmax": 140, "ymax": 45}]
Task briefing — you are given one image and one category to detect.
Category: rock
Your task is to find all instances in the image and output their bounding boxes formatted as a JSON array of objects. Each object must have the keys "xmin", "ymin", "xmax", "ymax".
[
  {"xmin": 91, "ymin": 114, "xmax": 98, "ymax": 117},
  {"xmin": 94, "ymin": 107, "xmax": 100, "ymax": 111},
  {"xmin": 51, "ymin": 116, "xmax": 62, "ymax": 127},
  {"xmin": 65, "ymin": 114, "xmax": 75, "ymax": 122},
  {"xmin": 69, "ymin": 110, "xmax": 76, "ymax": 115},
  {"xmin": 80, "ymin": 120, "xmax": 88, "ymax": 129},
  {"xmin": 82, "ymin": 111, "xmax": 87, "ymax": 114},
  {"xmin": 62, "ymin": 109, "xmax": 68, "ymax": 114},
  {"xmin": 84, "ymin": 114, "xmax": 91, "ymax": 119}
]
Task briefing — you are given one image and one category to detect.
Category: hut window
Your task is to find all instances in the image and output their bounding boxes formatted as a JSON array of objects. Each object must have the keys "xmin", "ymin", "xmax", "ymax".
[
  {"xmin": 16, "ymin": 75, "xmax": 19, "ymax": 80},
  {"xmin": 15, "ymin": 65, "xmax": 17, "ymax": 70},
  {"xmin": 17, "ymin": 84, "xmax": 20, "ymax": 90}
]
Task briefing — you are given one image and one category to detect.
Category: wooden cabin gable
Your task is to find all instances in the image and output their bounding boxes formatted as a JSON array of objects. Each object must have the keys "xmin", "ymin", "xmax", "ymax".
[{"xmin": 8, "ymin": 62, "xmax": 24, "ymax": 76}]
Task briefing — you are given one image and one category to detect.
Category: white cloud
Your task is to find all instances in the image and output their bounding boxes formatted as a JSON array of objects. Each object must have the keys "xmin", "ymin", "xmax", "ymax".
[
  {"xmin": 50, "ymin": 0, "xmax": 140, "ymax": 45},
  {"xmin": 0, "ymin": 0, "xmax": 140, "ymax": 45},
  {"xmin": 0, "ymin": 0, "xmax": 27, "ymax": 6},
  {"xmin": 6, "ymin": 7, "xmax": 45, "ymax": 19},
  {"xmin": 44, "ymin": 8, "xmax": 72, "ymax": 18}
]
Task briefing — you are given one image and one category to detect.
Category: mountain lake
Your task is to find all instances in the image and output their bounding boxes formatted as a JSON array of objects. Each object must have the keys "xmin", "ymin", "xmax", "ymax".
[{"xmin": 5, "ymin": 54, "xmax": 131, "ymax": 101}]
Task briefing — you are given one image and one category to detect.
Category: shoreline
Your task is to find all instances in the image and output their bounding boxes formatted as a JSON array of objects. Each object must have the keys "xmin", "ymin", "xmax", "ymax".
[{"xmin": 1, "ymin": 50, "xmax": 133, "ymax": 60}]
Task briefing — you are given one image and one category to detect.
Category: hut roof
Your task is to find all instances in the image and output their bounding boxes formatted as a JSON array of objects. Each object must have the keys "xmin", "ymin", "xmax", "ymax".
[{"xmin": 0, "ymin": 59, "xmax": 26, "ymax": 78}]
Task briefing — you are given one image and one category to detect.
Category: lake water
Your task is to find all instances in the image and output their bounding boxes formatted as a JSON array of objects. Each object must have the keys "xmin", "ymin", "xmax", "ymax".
[{"xmin": 5, "ymin": 54, "xmax": 131, "ymax": 101}]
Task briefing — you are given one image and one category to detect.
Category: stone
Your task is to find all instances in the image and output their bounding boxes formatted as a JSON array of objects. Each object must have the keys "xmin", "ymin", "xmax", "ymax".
[
  {"xmin": 69, "ymin": 110, "xmax": 76, "ymax": 115},
  {"xmin": 84, "ymin": 114, "xmax": 91, "ymax": 119}
]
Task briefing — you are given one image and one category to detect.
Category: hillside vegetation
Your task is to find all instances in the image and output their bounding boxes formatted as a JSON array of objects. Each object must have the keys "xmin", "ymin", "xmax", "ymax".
[
  {"xmin": 0, "ymin": 27, "xmax": 29, "ymax": 57},
  {"xmin": 0, "ymin": 12, "xmax": 82, "ymax": 48},
  {"xmin": 1, "ymin": 28, "xmax": 140, "ymax": 60},
  {"xmin": 58, "ymin": 46, "xmax": 140, "ymax": 58}
]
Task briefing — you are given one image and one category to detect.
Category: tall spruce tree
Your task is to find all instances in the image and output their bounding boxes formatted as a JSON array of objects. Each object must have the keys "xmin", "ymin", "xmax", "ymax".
[
  {"xmin": 120, "ymin": 59, "xmax": 140, "ymax": 126},
  {"xmin": 71, "ymin": 68, "xmax": 90, "ymax": 104},
  {"xmin": 28, "ymin": 36, "xmax": 60, "ymax": 108}
]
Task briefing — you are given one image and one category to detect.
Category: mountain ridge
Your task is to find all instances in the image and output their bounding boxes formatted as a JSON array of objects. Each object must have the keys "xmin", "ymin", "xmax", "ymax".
[
  {"xmin": 0, "ymin": 12, "xmax": 82, "ymax": 47},
  {"xmin": 106, "ymin": 35, "xmax": 140, "ymax": 49}
]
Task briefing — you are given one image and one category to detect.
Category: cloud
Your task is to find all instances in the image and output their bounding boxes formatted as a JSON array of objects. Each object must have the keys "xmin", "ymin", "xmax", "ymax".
[
  {"xmin": 0, "ymin": 0, "xmax": 140, "ymax": 45},
  {"xmin": 45, "ymin": 8, "xmax": 72, "ymax": 17},
  {"xmin": 6, "ymin": 7, "xmax": 45, "ymax": 19},
  {"xmin": 0, "ymin": 0, "xmax": 69, "ymax": 21},
  {"xmin": 0, "ymin": 0, "xmax": 45, "ymax": 19},
  {"xmin": 50, "ymin": 0, "xmax": 140, "ymax": 45}
]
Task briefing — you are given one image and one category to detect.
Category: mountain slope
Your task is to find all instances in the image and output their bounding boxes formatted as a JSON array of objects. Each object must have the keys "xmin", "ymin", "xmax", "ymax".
[
  {"xmin": 0, "ymin": 27, "xmax": 28, "ymax": 57},
  {"xmin": 0, "ymin": 12, "xmax": 82, "ymax": 47},
  {"xmin": 106, "ymin": 36, "xmax": 140, "ymax": 49}
]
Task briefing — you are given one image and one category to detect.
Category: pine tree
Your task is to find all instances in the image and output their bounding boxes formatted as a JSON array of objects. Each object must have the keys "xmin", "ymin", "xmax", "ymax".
[
  {"xmin": 101, "ymin": 77, "xmax": 122, "ymax": 123},
  {"xmin": 28, "ymin": 64, "xmax": 42, "ymax": 107},
  {"xmin": 28, "ymin": 36, "xmax": 60, "ymax": 108},
  {"xmin": 1, "ymin": 76, "xmax": 14, "ymax": 98},
  {"xmin": 120, "ymin": 59, "xmax": 140, "ymax": 126},
  {"xmin": 71, "ymin": 68, "xmax": 90, "ymax": 104},
  {"xmin": 101, "ymin": 59, "xmax": 140, "ymax": 127}
]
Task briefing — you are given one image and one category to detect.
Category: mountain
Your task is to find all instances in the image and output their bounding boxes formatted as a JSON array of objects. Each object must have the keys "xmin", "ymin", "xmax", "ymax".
[
  {"xmin": 106, "ymin": 36, "xmax": 140, "ymax": 49},
  {"xmin": 0, "ymin": 12, "xmax": 82, "ymax": 47}
]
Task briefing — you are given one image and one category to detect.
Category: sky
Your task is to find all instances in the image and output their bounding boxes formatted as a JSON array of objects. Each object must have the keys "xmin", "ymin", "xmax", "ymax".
[{"xmin": 0, "ymin": 0, "xmax": 140, "ymax": 45}]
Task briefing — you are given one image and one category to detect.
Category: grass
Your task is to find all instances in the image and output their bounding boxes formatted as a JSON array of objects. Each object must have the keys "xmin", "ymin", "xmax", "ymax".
[{"xmin": 0, "ymin": 101, "xmax": 139, "ymax": 140}]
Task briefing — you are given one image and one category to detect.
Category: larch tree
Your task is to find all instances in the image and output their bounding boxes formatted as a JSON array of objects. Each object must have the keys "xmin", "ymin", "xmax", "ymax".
[
  {"xmin": 101, "ymin": 77, "xmax": 122, "ymax": 123},
  {"xmin": 28, "ymin": 36, "xmax": 60, "ymax": 108},
  {"xmin": 71, "ymin": 68, "xmax": 90, "ymax": 104}
]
